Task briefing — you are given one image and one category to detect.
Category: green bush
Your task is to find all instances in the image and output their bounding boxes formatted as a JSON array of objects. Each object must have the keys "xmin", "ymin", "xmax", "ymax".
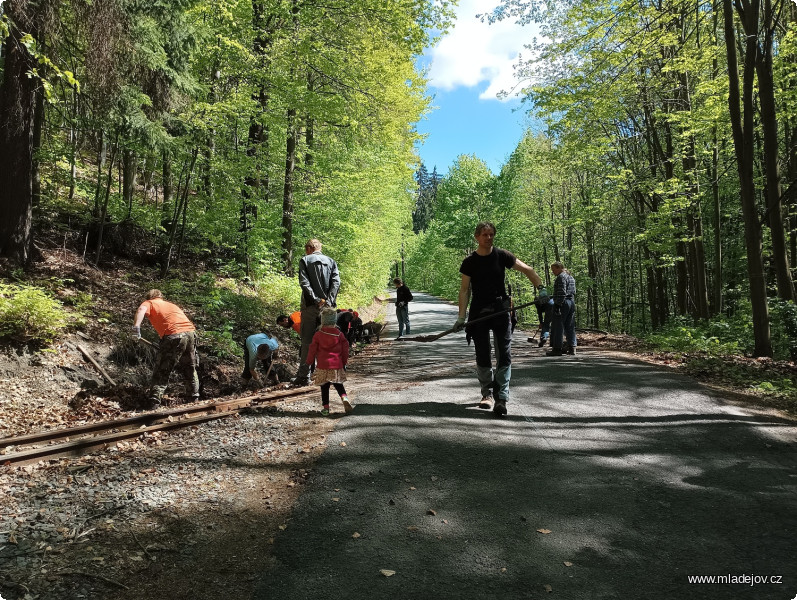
[
  {"xmin": 0, "ymin": 283, "xmax": 70, "ymax": 343},
  {"xmin": 768, "ymin": 299, "xmax": 797, "ymax": 361},
  {"xmin": 201, "ymin": 328, "xmax": 241, "ymax": 359},
  {"xmin": 645, "ymin": 315, "xmax": 742, "ymax": 356}
]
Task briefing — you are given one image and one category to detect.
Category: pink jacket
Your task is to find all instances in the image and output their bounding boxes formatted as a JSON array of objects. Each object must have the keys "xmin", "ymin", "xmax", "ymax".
[{"xmin": 307, "ymin": 326, "xmax": 349, "ymax": 370}]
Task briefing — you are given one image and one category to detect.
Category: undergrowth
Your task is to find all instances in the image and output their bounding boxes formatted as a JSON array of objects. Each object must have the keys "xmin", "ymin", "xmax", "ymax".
[
  {"xmin": 0, "ymin": 283, "xmax": 73, "ymax": 344},
  {"xmin": 645, "ymin": 302, "xmax": 797, "ymax": 413}
]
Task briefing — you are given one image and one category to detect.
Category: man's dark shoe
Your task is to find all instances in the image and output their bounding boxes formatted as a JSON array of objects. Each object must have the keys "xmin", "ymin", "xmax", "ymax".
[
  {"xmin": 537, "ymin": 337, "xmax": 546, "ymax": 348},
  {"xmin": 565, "ymin": 346, "xmax": 577, "ymax": 356},
  {"xmin": 291, "ymin": 378, "xmax": 311, "ymax": 387},
  {"xmin": 546, "ymin": 348, "xmax": 563, "ymax": 356},
  {"xmin": 493, "ymin": 400, "xmax": 507, "ymax": 416}
]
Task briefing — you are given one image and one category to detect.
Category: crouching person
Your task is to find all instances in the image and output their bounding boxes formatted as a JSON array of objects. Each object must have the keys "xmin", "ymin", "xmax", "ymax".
[
  {"xmin": 132, "ymin": 289, "xmax": 199, "ymax": 409},
  {"xmin": 242, "ymin": 331, "xmax": 280, "ymax": 383}
]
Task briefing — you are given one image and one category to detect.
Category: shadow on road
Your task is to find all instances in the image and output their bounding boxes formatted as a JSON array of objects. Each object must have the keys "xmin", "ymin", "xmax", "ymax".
[{"xmin": 254, "ymin": 292, "xmax": 797, "ymax": 600}]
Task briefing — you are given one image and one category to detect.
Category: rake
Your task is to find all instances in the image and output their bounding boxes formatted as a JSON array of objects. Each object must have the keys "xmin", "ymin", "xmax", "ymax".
[{"xmin": 398, "ymin": 300, "xmax": 538, "ymax": 343}]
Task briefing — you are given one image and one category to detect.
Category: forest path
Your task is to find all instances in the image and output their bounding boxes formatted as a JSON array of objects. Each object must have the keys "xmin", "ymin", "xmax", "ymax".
[{"xmin": 255, "ymin": 293, "xmax": 797, "ymax": 600}]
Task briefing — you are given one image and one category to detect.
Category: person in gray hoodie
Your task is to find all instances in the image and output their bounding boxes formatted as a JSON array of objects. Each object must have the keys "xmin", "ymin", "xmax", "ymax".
[{"xmin": 292, "ymin": 238, "xmax": 340, "ymax": 386}]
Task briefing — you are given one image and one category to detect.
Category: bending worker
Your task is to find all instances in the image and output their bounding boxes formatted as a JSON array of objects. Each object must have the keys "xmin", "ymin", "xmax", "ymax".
[{"xmin": 132, "ymin": 289, "xmax": 199, "ymax": 409}]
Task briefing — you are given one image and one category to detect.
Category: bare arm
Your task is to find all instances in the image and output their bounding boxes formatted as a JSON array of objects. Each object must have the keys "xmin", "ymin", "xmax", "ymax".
[
  {"xmin": 512, "ymin": 259, "xmax": 543, "ymax": 289},
  {"xmin": 134, "ymin": 304, "xmax": 148, "ymax": 328},
  {"xmin": 457, "ymin": 274, "xmax": 471, "ymax": 319}
]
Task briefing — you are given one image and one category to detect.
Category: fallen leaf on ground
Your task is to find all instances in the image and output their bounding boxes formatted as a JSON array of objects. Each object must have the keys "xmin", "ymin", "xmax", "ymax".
[
  {"xmin": 340, "ymin": 442, "xmax": 347, "ymax": 447},
  {"xmin": 427, "ymin": 509, "xmax": 436, "ymax": 516},
  {"xmin": 537, "ymin": 528, "xmax": 552, "ymax": 534},
  {"xmin": 544, "ymin": 584, "xmax": 553, "ymax": 592},
  {"xmin": 352, "ymin": 532, "xmax": 361, "ymax": 538},
  {"xmin": 380, "ymin": 569, "xmax": 396, "ymax": 577},
  {"xmin": 564, "ymin": 561, "xmax": 573, "ymax": 567}
]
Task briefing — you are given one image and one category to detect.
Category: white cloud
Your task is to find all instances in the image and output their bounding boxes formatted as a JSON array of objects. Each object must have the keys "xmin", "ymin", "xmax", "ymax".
[{"xmin": 426, "ymin": 0, "xmax": 536, "ymax": 101}]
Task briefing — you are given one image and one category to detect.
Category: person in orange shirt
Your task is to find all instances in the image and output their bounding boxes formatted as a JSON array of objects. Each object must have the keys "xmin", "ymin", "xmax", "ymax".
[
  {"xmin": 276, "ymin": 311, "xmax": 302, "ymax": 335},
  {"xmin": 133, "ymin": 289, "xmax": 199, "ymax": 408}
]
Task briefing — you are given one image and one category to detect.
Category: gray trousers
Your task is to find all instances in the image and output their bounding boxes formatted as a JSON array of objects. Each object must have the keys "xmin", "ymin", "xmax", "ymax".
[{"xmin": 294, "ymin": 303, "xmax": 321, "ymax": 380}]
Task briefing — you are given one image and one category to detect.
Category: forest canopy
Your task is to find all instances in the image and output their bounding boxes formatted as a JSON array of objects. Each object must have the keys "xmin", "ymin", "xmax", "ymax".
[
  {"xmin": 0, "ymin": 0, "xmax": 454, "ymax": 309},
  {"xmin": 405, "ymin": 0, "xmax": 797, "ymax": 360},
  {"xmin": 2, "ymin": 0, "xmax": 797, "ymax": 361}
]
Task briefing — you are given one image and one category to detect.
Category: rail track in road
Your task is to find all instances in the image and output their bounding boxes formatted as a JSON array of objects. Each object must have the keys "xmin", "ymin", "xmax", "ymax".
[{"xmin": 0, "ymin": 385, "xmax": 323, "ymax": 467}]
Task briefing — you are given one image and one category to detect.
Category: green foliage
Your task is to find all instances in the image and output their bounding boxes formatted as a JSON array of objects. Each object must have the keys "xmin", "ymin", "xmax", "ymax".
[
  {"xmin": 0, "ymin": 284, "xmax": 70, "ymax": 343},
  {"xmin": 768, "ymin": 299, "xmax": 797, "ymax": 362},
  {"xmin": 644, "ymin": 316, "xmax": 746, "ymax": 356},
  {"xmin": 201, "ymin": 327, "xmax": 240, "ymax": 359},
  {"xmin": 155, "ymin": 269, "xmax": 298, "ymax": 346}
]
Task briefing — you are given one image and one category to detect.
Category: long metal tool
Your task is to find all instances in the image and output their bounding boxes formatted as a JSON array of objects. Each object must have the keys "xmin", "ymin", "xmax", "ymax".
[{"xmin": 398, "ymin": 299, "xmax": 538, "ymax": 343}]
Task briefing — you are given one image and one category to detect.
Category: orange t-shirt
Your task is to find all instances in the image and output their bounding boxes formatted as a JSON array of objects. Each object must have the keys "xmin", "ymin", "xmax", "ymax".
[
  {"xmin": 290, "ymin": 310, "xmax": 301, "ymax": 334},
  {"xmin": 141, "ymin": 298, "xmax": 195, "ymax": 338}
]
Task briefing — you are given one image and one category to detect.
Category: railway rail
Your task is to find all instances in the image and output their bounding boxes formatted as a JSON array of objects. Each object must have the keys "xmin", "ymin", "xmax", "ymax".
[{"xmin": 0, "ymin": 385, "xmax": 322, "ymax": 467}]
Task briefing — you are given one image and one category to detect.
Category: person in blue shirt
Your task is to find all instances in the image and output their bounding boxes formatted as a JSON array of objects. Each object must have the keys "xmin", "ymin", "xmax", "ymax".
[{"xmin": 241, "ymin": 331, "xmax": 280, "ymax": 382}]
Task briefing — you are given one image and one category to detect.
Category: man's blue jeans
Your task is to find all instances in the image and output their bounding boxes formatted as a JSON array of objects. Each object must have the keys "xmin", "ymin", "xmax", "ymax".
[{"xmin": 396, "ymin": 304, "xmax": 410, "ymax": 337}]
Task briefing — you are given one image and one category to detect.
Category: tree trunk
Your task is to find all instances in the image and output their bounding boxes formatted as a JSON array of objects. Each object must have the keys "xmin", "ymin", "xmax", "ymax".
[
  {"xmin": 711, "ymin": 126, "xmax": 722, "ymax": 315},
  {"xmin": 161, "ymin": 149, "xmax": 198, "ymax": 277},
  {"xmin": 94, "ymin": 135, "xmax": 119, "ymax": 265},
  {"xmin": 756, "ymin": 0, "xmax": 794, "ymax": 302},
  {"xmin": 0, "ymin": 0, "xmax": 39, "ymax": 266},
  {"xmin": 724, "ymin": 0, "xmax": 771, "ymax": 356},
  {"xmin": 123, "ymin": 148, "xmax": 137, "ymax": 220},
  {"xmin": 93, "ymin": 131, "xmax": 107, "ymax": 217},
  {"xmin": 31, "ymin": 78, "xmax": 45, "ymax": 209},
  {"xmin": 281, "ymin": 108, "xmax": 298, "ymax": 274},
  {"xmin": 586, "ymin": 221, "xmax": 599, "ymax": 328}
]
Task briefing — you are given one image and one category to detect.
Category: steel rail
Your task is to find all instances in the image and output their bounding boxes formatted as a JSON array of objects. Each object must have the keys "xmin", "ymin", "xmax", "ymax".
[{"xmin": 0, "ymin": 386, "xmax": 321, "ymax": 467}]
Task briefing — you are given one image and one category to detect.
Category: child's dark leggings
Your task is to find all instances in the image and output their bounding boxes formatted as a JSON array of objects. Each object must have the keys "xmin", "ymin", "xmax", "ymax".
[{"xmin": 321, "ymin": 382, "xmax": 346, "ymax": 405}]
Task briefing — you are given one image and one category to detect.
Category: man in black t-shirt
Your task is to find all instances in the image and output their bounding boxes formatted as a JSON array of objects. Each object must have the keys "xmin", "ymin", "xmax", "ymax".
[{"xmin": 455, "ymin": 222, "xmax": 546, "ymax": 416}]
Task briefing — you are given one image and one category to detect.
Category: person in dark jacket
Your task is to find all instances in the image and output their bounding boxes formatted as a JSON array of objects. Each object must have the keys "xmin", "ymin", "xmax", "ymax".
[
  {"xmin": 393, "ymin": 277, "xmax": 413, "ymax": 339},
  {"xmin": 292, "ymin": 238, "xmax": 340, "ymax": 386},
  {"xmin": 546, "ymin": 261, "xmax": 577, "ymax": 356}
]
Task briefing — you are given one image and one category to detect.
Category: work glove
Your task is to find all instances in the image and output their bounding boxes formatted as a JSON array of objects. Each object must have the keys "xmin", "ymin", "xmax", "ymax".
[
  {"xmin": 397, "ymin": 301, "xmax": 405, "ymax": 308},
  {"xmin": 537, "ymin": 286, "xmax": 549, "ymax": 300},
  {"xmin": 453, "ymin": 316, "xmax": 466, "ymax": 332},
  {"xmin": 131, "ymin": 325, "xmax": 141, "ymax": 340}
]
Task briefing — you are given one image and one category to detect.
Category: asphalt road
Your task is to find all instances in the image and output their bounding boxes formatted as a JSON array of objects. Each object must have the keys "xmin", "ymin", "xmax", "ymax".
[{"xmin": 254, "ymin": 293, "xmax": 797, "ymax": 600}]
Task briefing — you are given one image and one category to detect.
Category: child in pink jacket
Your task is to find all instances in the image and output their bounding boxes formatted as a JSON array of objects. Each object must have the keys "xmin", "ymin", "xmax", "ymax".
[{"xmin": 307, "ymin": 307, "xmax": 353, "ymax": 416}]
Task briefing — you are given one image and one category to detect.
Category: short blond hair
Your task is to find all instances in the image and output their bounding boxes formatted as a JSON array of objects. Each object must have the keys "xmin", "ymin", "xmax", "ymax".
[
  {"xmin": 146, "ymin": 289, "xmax": 163, "ymax": 300},
  {"xmin": 305, "ymin": 238, "xmax": 322, "ymax": 252}
]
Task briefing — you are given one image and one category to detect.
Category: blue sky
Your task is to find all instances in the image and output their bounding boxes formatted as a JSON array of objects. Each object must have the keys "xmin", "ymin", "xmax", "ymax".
[{"xmin": 415, "ymin": 0, "xmax": 541, "ymax": 175}]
